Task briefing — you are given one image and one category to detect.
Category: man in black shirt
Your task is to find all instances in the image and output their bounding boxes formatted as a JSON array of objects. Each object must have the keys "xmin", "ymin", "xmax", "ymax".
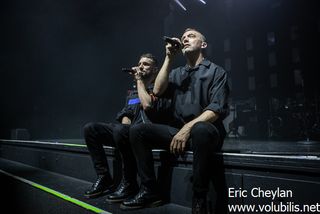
[
  {"xmin": 83, "ymin": 53, "xmax": 167, "ymax": 203},
  {"xmin": 121, "ymin": 29, "xmax": 229, "ymax": 213}
]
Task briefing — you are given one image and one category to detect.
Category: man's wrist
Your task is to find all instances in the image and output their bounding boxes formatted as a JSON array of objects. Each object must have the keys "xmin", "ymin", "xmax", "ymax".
[
  {"xmin": 166, "ymin": 54, "xmax": 175, "ymax": 62},
  {"xmin": 136, "ymin": 78, "xmax": 144, "ymax": 84},
  {"xmin": 183, "ymin": 123, "xmax": 193, "ymax": 130},
  {"xmin": 136, "ymin": 75, "xmax": 145, "ymax": 82}
]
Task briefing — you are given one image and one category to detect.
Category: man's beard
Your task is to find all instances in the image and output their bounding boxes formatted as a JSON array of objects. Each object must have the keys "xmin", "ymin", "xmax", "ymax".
[
  {"xmin": 182, "ymin": 47, "xmax": 197, "ymax": 56},
  {"xmin": 182, "ymin": 47, "xmax": 190, "ymax": 55}
]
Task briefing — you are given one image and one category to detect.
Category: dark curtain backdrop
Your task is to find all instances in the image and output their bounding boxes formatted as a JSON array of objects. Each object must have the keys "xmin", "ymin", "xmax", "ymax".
[{"xmin": 0, "ymin": 0, "xmax": 319, "ymax": 139}]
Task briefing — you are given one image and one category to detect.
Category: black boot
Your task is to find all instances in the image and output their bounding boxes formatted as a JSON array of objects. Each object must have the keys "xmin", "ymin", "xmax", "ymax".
[
  {"xmin": 192, "ymin": 195, "xmax": 207, "ymax": 214},
  {"xmin": 84, "ymin": 174, "xmax": 113, "ymax": 198},
  {"xmin": 106, "ymin": 177, "xmax": 139, "ymax": 203},
  {"xmin": 120, "ymin": 185, "xmax": 163, "ymax": 210}
]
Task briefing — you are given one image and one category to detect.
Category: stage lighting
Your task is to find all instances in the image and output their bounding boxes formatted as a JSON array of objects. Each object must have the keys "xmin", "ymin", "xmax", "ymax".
[
  {"xmin": 197, "ymin": 0, "xmax": 206, "ymax": 4},
  {"xmin": 174, "ymin": 0, "xmax": 187, "ymax": 11},
  {"xmin": 172, "ymin": 0, "xmax": 207, "ymax": 11}
]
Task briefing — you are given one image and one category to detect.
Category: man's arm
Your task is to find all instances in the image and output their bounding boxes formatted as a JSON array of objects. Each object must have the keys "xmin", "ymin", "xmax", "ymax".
[
  {"xmin": 153, "ymin": 40, "xmax": 181, "ymax": 96},
  {"xmin": 184, "ymin": 110, "xmax": 219, "ymax": 129},
  {"xmin": 153, "ymin": 55, "xmax": 172, "ymax": 96},
  {"xmin": 136, "ymin": 79, "xmax": 153, "ymax": 110},
  {"xmin": 132, "ymin": 67, "xmax": 155, "ymax": 111},
  {"xmin": 170, "ymin": 110, "xmax": 219, "ymax": 154}
]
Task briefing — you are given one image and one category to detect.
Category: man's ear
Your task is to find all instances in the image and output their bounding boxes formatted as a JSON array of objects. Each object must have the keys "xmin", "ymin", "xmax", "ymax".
[{"xmin": 201, "ymin": 41, "xmax": 207, "ymax": 49}]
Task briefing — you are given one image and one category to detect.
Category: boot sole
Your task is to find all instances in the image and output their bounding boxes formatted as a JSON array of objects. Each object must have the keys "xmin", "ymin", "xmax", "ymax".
[
  {"xmin": 84, "ymin": 189, "xmax": 112, "ymax": 199},
  {"xmin": 120, "ymin": 199, "xmax": 164, "ymax": 210},
  {"xmin": 105, "ymin": 189, "xmax": 139, "ymax": 204},
  {"xmin": 106, "ymin": 197, "xmax": 126, "ymax": 204}
]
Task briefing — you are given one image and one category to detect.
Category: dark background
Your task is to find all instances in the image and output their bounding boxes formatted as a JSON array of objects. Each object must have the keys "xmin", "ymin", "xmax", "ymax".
[{"xmin": 0, "ymin": 0, "xmax": 319, "ymax": 140}]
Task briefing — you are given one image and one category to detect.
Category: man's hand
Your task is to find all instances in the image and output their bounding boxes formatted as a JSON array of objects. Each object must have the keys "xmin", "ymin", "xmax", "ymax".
[
  {"xmin": 170, "ymin": 125, "xmax": 191, "ymax": 155},
  {"xmin": 165, "ymin": 37, "xmax": 182, "ymax": 59},
  {"xmin": 131, "ymin": 67, "xmax": 145, "ymax": 82},
  {"xmin": 121, "ymin": 116, "xmax": 131, "ymax": 125}
]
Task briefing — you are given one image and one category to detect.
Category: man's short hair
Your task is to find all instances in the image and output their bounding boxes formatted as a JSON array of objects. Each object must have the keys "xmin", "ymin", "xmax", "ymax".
[
  {"xmin": 183, "ymin": 28, "xmax": 207, "ymax": 42},
  {"xmin": 140, "ymin": 53, "xmax": 158, "ymax": 67}
]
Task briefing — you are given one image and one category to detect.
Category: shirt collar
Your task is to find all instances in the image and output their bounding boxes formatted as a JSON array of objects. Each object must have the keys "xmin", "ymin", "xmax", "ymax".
[{"xmin": 184, "ymin": 58, "xmax": 210, "ymax": 72}]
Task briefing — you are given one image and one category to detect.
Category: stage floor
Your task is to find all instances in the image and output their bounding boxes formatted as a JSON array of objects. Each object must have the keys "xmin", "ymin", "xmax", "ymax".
[{"xmin": 1, "ymin": 137, "xmax": 319, "ymax": 213}]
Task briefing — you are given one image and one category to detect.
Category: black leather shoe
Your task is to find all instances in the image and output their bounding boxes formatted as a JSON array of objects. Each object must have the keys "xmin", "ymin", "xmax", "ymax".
[
  {"xmin": 106, "ymin": 178, "xmax": 139, "ymax": 203},
  {"xmin": 84, "ymin": 175, "xmax": 113, "ymax": 198},
  {"xmin": 120, "ymin": 186, "xmax": 163, "ymax": 210},
  {"xmin": 192, "ymin": 196, "xmax": 207, "ymax": 214}
]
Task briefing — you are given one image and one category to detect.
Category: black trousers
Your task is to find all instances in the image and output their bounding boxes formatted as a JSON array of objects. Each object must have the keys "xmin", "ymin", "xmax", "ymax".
[
  {"xmin": 83, "ymin": 122, "xmax": 137, "ymax": 181},
  {"xmin": 129, "ymin": 121, "xmax": 223, "ymax": 194}
]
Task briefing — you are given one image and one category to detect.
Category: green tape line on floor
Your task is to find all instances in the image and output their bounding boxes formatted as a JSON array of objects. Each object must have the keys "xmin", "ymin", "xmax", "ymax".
[{"xmin": 0, "ymin": 169, "xmax": 111, "ymax": 214}]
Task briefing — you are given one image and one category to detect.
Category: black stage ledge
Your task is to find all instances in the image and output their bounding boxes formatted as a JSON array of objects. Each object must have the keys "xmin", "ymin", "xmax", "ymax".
[{"xmin": 1, "ymin": 138, "xmax": 320, "ymax": 214}]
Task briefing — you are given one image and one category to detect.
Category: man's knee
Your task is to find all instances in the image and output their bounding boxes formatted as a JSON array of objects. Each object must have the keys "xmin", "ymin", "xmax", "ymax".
[
  {"xmin": 191, "ymin": 121, "xmax": 218, "ymax": 136},
  {"xmin": 83, "ymin": 122, "xmax": 96, "ymax": 135},
  {"xmin": 190, "ymin": 122, "xmax": 220, "ymax": 145},
  {"xmin": 83, "ymin": 122, "xmax": 110, "ymax": 138}
]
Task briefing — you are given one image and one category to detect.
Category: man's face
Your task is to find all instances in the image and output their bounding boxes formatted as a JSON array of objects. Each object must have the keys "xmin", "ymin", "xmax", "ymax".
[
  {"xmin": 137, "ymin": 57, "xmax": 156, "ymax": 77},
  {"xmin": 181, "ymin": 30, "xmax": 206, "ymax": 55}
]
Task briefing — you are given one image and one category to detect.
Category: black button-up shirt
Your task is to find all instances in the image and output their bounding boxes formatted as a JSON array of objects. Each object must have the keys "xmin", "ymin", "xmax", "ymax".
[
  {"xmin": 165, "ymin": 59, "xmax": 229, "ymax": 133},
  {"xmin": 116, "ymin": 84, "xmax": 173, "ymax": 125}
]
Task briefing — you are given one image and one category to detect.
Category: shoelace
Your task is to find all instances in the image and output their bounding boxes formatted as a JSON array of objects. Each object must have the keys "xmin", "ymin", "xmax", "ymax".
[
  {"xmin": 116, "ymin": 180, "xmax": 127, "ymax": 192},
  {"xmin": 93, "ymin": 176, "xmax": 104, "ymax": 188},
  {"xmin": 133, "ymin": 186, "xmax": 146, "ymax": 200}
]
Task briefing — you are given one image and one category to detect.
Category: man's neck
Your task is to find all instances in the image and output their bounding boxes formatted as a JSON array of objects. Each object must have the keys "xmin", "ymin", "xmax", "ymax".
[{"xmin": 186, "ymin": 52, "xmax": 204, "ymax": 68}]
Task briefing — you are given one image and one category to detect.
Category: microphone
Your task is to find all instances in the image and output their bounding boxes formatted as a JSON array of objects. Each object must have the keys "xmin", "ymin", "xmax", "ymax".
[
  {"xmin": 163, "ymin": 36, "xmax": 181, "ymax": 48},
  {"xmin": 122, "ymin": 68, "xmax": 135, "ymax": 73}
]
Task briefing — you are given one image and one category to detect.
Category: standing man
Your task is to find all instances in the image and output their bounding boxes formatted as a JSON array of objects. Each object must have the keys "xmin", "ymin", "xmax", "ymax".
[
  {"xmin": 83, "ymin": 53, "xmax": 170, "ymax": 203},
  {"xmin": 122, "ymin": 28, "xmax": 229, "ymax": 213}
]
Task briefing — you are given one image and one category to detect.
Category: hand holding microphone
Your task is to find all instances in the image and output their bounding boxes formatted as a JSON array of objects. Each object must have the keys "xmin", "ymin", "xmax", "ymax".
[
  {"xmin": 163, "ymin": 36, "xmax": 182, "ymax": 48},
  {"xmin": 133, "ymin": 67, "xmax": 144, "ymax": 81},
  {"xmin": 163, "ymin": 36, "xmax": 182, "ymax": 57},
  {"xmin": 122, "ymin": 67, "xmax": 144, "ymax": 81}
]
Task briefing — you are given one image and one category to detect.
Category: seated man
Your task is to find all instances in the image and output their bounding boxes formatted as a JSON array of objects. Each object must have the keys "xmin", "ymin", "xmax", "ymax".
[
  {"xmin": 121, "ymin": 28, "xmax": 229, "ymax": 213},
  {"xmin": 83, "ymin": 53, "xmax": 171, "ymax": 202}
]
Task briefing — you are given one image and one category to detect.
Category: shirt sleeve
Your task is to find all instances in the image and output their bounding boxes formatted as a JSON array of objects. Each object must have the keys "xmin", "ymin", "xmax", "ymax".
[
  {"xmin": 204, "ymin": 66, "xmax": 230, "ymax": 120},
  {"xmin": 115, "ymin": 91, "xmax": 135, "ymax": 123}
]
